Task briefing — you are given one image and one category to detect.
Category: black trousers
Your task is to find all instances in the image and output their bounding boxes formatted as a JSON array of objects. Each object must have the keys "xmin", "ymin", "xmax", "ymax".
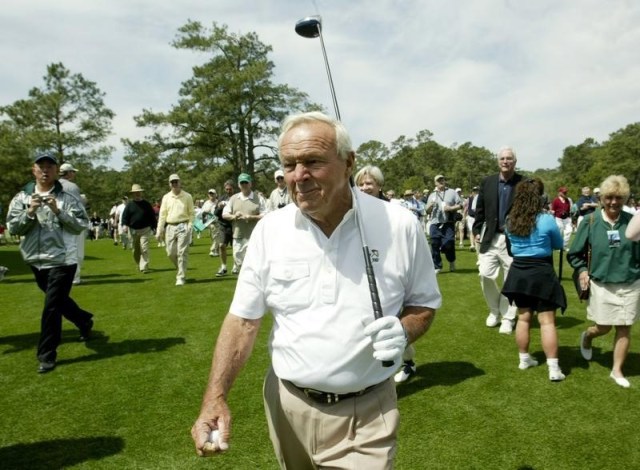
[{"xmin": 31, "ymin": 264, "xmax": 93, "ymax": 362}]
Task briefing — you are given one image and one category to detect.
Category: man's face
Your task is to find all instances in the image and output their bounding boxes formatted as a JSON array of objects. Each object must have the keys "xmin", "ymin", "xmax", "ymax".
[
  {"xmin": 238, "ymin": 181, "xmax": 252, "ymax": 195},
  {"xmin": 497, "ymin": 149, "xmax": 517, "ymax": 175},
  {"xmin": 280, "ymin": 121, "xmax": 353, "ymax": 220},
  {"xmin": 170, "ymin": 179, "xmax": 181, "ymax": 192},
  {"xmin": 208, "ymin": 192, "xmax": 216, "ymax": 200},
  {"xmin": 276, "ymin": 175, "xmax": 286, "ymax": 188},
  {"xmin": 435, "ymin": 178, "xmax": 445, "ymax": 190},
  {"xmin": 358, "ymin": 175, "xmax": 381, "ymax": 196},
  {"xmin": 132, "ymin": 191, "xmax": 143, "ymax": 201},
  {"xmin": 32, "ymin": 161, "xmax": 57, "ymax": 186},
  {"xmin": 224, "ymin": 184, "xmax": 233, "ymax": 196},
  {"xmin": 66, "ymin": 170, "xmax": 77, "ymax": 181}
]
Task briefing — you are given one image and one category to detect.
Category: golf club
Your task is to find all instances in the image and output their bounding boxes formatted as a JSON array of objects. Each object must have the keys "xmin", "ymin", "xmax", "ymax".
[
  {"xmin": 295, "ymin": 15, "xmax": 393, "ymax": 368},
  {"xmin": 294, "ymin": 16, "xmax": 341, "ymax": 121}
]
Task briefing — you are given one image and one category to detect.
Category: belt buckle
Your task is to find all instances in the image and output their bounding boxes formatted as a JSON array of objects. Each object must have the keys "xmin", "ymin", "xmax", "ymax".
[{"xmin": 303, "ymin": 388, "xmax": 339, "ymax": 404}]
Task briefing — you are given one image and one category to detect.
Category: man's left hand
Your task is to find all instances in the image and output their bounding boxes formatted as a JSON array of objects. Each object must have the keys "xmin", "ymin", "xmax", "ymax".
[{"xmin": 363, "ymin": 316, "xmax": 407, "ymax": 362}]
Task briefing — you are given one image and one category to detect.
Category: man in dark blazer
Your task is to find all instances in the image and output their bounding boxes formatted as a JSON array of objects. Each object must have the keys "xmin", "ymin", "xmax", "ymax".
[{"xmin": 472, "ymin": 146, "xmax": 523, "ymax": 334}]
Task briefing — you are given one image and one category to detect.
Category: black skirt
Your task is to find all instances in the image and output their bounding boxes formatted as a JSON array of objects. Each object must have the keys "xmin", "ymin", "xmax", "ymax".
[{"xmin": 502, "ymin": 256, "xmax": 567, "ymax": 313}]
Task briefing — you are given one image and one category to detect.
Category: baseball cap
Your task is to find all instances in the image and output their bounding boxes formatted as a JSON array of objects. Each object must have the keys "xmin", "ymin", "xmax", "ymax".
[
  {"xmin": 208, "ymin": 188, "xmax": 217, "ymax": 194},
  {"xmin": 403, "ymin": 189, "xmax": 414, "ymax": 197},
  {"xmin": 274, "ymin": 169, "xmax": 284, "ymax": 180},
  {"xmin": 168, "ymin": 174, "xmax": 180, "ymax": 182},
  {"xmin": 455, "ymin": 187, "xmax": 462, "ymax": 192},
  {"xmin": 434, "ymin": 174, "xmax": 445, "ymax": 183},
  {"xmin": 59, "ymin": 162, "xmax": 78, "ymax": 173},
  {"xmin": 238, "ymin": 173, "xmax": 252, "ymax": 184},
  {"xmin": 34, "ymin": 152, "xmax": 58, "ymax": 165},
  {"xmin": 594, "ymin": 187, "xmax": 600, "ymax": 194}
]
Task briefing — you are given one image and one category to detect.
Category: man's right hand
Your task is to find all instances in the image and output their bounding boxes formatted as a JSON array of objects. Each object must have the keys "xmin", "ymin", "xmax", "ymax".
[{"xmin": 191, "ymin": 401, "xmax": 231, "ymax": 456}]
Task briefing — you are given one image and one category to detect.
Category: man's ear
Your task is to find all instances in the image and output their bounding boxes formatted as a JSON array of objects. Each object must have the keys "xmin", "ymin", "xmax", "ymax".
[{"xmin": 345, "ymin": 151, "xmax": 356, "ymax": 177}]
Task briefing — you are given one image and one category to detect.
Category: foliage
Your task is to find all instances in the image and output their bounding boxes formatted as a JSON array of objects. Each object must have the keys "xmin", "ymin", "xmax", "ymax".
[
  {"xmin": 0, "ymin": 63, "xmax": 114, "ymax": 214},
  {"xmin": 126, "ymin": 21, "xmax": 321, "ymax": 194},
  {"xmin": 0, "ymin": 63, "xmax": 114, "ymax": 165},
  {"xmin": 356, "ymin": 133, "xmax": 498, "ymax": 195}
]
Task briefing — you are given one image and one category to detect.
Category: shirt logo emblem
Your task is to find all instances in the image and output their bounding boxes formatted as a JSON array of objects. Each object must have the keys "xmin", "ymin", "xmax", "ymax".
[{"xmin": 370, "ymin": 249, "xmax": 380, "ymax": 263}]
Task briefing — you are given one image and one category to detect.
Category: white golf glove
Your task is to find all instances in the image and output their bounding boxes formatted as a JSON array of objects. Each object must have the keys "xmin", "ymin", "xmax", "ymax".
[{"xmin": 363, "ymin": 316, "xmax": 407, "ymax": 363}]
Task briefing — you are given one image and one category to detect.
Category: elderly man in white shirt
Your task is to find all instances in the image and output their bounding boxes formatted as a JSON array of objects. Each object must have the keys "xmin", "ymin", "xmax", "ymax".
[{"xmin": 192, "ymin": 112, "xmax": 441, "ymax": 469}]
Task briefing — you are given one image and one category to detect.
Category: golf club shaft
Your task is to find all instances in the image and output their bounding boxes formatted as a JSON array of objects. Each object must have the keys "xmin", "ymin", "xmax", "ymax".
[
  {"xmin": 298, "ymin": 15, "xmax": 392, "ymax": 368},
  {"xmin": 352, "ymin": 186, "xmax": 394, "ymax": 368},
  {"xmin": 317, "ymin": 30, "xmax": 341, "ymax": 121}
]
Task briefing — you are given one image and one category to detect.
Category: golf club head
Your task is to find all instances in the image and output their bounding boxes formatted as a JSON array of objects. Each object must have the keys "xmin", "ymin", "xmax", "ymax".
[{"xmin": 295, "ymin": 16, "xmax": 321, "ymax": 38}]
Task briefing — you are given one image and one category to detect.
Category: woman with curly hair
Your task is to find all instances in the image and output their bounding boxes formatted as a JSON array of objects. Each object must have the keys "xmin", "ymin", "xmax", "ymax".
[
  {"xmin": 502, "ymin": 178, "xmax": 566, "ymax": 381},
  {"xmin": 568, "ymin": 175, "xmax": 640, "ymax": 388}
]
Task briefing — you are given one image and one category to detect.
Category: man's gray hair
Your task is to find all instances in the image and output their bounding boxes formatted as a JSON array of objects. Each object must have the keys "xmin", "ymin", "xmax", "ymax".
[
  {"xmin": 497, "ymin": 146, "xmax": 517, "ymax": 160},
  {"xmin": 278, "ymin": 111, "xmax": 353, "ymax": 161}
]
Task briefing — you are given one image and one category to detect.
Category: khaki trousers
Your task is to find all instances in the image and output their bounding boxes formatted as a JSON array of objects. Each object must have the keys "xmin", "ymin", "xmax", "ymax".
[
  {"xmin": 165, "ymin": 224, "xmax": 190, "ymax": 281},
  {"xmin": 263, "ymin": 368, "xmax": 398, "ymax": 470},
  {"xmin": 477, "ymin": 233, "xmax": 517, "ymax": 320},
  {"xmin": 131, "ymin": 227, "xmax": 151, "ymax": 271}
]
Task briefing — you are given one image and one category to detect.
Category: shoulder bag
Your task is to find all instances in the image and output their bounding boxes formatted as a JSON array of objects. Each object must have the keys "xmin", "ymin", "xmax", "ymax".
[{"xmin": 572, "ymin": 214, "xmax": 594, "ymax": 301}]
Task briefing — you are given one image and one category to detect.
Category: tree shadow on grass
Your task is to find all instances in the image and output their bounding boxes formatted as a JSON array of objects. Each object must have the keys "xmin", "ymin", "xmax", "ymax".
[
  {"xmin": 57, "ymin": 332, "xmax": 186, "ymax": 365},
  {"xmin": 396, "ymin": 361, "xmax": 484, "ymax": 399},
  {"xmin": 0, "ymin": 436, "xmax": 124, "ymax": 469},
  {"xmin": 0, "ymin": 331, "xmax": 40, "ymax": 354},
  {"xmin": 554, "ymin": 314, "xmax": 584, "ymax": 330},
  {"xmin": 1, "ymin": 330, "xmax": 185, "ymax": 364},
  {"xmin": 558, "ymin": 344, "xmax": 640, "ymax": 378}
]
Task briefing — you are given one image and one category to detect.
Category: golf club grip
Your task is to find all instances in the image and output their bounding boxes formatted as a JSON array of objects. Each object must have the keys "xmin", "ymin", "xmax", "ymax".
[{"xmin": 362, "ymin": 246, "xmax": 394, "ymax": 368}]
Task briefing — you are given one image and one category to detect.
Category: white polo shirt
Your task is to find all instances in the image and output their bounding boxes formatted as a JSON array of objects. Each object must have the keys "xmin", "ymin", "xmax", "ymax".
[{"xmin": 230, "ymin": 191, "xmax": 441, "ymax": 393}]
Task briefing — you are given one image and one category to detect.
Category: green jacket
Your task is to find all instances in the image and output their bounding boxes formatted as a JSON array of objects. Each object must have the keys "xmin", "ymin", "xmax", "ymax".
[{"xmin": 567, "ymin": 210, "xmax": 640, "ymax": 284}]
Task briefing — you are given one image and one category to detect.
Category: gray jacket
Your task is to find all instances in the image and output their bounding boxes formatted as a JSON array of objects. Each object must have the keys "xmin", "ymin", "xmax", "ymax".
[{"xmin": 7, "ymin": 180, "xmax": 88, "ymax": 269}]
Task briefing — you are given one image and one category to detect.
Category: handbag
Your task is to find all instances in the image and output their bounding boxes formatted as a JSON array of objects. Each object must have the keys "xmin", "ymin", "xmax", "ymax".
[
  {"xmin": 572, "ymin": 214, "xmax": 594, "ymax": 301},
  {"xmin": 572, "ymin": 247, "xmax": 591, "ymax": 300}
]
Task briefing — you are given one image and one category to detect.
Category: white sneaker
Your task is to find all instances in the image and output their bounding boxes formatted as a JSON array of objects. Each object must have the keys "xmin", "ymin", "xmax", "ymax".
[
  {"xmin": 499, "ymin": 318, "xmax": 514, "ymax": 334},
  {"xmin": 549, "ymin": 369, "xmax": 566, "ymax": 382},
  {"xmin": 485, "ymin": 313, "xmax": 500, "ymax": 328},
  {"xmin": 610, "ymin": 372, "xmax": 630, "ymax": 388},
  {"xmin": 434, "ymin": 268, "xmax": 441, "ymax": 274},
  {"xmin": 579, "ymin": 331, "xmax": 592, "ymax": 361},
  {"xmin": 175, "ymin": 278, "xmax": 185, "ymax": 286},
  {"xmin": 394, "ymin": 362, "xmax": 417, "ymax": 383},
  {"xmin": 232, "ymin": 266, "xmax": 239, "ymax": 275},
  {"xmin": 518, "ymin": 357, "xmax": 539, "ymax": 370}
]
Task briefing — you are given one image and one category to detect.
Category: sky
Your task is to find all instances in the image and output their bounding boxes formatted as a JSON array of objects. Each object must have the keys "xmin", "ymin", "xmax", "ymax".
[{"xmin": 1, "ymin": 0, "xmax": 639, "ymax": 171}]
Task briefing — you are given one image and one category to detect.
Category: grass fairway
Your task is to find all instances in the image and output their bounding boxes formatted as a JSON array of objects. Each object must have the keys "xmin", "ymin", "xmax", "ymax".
[{"xmin": 1, "ymin": 235, "xmax": 638, "ymax": 469}]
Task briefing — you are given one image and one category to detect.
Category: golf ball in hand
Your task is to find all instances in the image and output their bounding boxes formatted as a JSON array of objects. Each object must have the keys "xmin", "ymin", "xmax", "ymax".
[{"xmin": 208, "ymin": 429, "xmax": 220, "ymax": 445}]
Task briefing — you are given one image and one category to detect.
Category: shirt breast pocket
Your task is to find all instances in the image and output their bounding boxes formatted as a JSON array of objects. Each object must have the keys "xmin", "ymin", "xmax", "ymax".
[{"xmin": 268, "ymin": 262, "xmax": 312, "ymax": 312}]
